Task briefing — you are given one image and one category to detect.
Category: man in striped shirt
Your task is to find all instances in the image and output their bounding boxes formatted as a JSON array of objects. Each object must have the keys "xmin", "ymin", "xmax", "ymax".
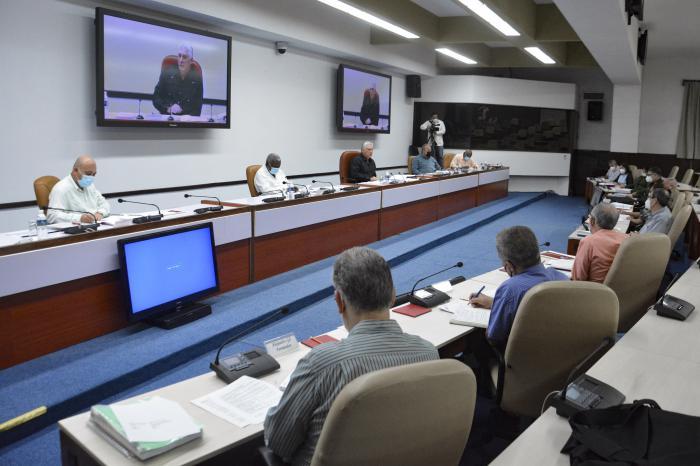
[{"xmin": 264, "ymin": 247, "xmax": 439, "ymax": 465}]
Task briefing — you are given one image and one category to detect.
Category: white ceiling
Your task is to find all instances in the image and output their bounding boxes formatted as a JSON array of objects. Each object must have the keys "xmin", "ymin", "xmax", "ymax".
[
  {"xmin": 644, "ymin": 0, "xmax": 700, "ymax": 58},
  {"xmin": 409, "ymin": 0, "xmax": 468, "ymax": 17}
]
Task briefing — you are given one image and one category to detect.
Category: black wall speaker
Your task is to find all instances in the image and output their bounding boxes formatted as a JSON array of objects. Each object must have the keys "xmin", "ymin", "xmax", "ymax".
[
  {"xmin": 588, "ymin": 101, "xmax": 603, "ymax": 121},
  {"xmin": 406, "ymin": 75, "xmax": 421, "ymax": 98}
]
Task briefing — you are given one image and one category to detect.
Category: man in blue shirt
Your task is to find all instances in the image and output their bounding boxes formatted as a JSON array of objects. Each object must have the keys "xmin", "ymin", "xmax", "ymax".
[
  {"xmin": 412, "ymin": 143, "xmax": 441, "ymax": 174},
  {"xmin": 470, "ymin": 226, "xmax": 568, "ymax": 351}
]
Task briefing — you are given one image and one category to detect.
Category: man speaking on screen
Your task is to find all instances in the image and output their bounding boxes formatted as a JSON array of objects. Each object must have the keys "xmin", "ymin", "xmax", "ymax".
[{"xmin": 153, "ymin": 44, "xmax": 203, "ymax": 117}]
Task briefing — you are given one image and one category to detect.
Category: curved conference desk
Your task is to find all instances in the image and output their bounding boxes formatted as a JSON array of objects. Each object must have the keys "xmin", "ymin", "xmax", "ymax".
[{"xmin": 0, "ymin": 168, "xmax": 508, "ymax": 368}]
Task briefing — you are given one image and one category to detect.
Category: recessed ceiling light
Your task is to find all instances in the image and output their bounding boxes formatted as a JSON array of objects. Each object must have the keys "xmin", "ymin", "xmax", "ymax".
[
  {"xmin": 317, "ymin": 0, "xmax": 419, "ymax": 39},
  {"xmin": 524, "ymin": 46, "xmax": 556, "ymax": 64},
  {"xmin": 457, "ymin": 0, "xmax": 520, "ymax": 37},
  {"xmin": 436, "ymin": 48, "xmax": 477, "ymax": 65}
]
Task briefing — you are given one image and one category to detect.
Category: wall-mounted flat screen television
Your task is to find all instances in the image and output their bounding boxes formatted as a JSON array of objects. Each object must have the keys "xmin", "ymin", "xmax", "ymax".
[
  {"xmin": 336, "ymin": 64, "xmax": 391, "ymax": 133},
  {"xmin": 96, "ymin": 8, "xmax": 231, "ymax": 128}
]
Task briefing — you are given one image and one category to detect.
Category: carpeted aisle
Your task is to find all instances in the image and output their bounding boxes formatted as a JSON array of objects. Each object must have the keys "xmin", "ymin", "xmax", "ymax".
[{"xmin": 0, "ymin": 193, "xmax": 590, "ymax": 465}]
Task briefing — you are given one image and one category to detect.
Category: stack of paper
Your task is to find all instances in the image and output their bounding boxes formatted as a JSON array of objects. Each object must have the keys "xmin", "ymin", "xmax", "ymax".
[
  {"xmin": 546, "ymin": 258, "xmax": 575, "ymax": 271},
  {"xmin": 191, "ymin": 376, "xmax": 283, "ymax": 428},
  {"xmin": 89, "ymin": 396, "xmax": 202, "ymax": 460}
]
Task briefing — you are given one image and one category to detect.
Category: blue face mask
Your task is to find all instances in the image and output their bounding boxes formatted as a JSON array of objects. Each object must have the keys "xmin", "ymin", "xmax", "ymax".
[
  {"xmin": 78, "ymin": 175, "xmax": 94, "ymax": 188},
  {"xmin": 269, "ymin": 167, "xmax": 279, "ymax": 175}
]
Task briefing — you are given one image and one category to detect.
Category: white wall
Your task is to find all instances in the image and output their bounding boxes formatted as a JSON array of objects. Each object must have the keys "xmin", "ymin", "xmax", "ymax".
[
  {"xmin": 421, "ymin": 76, "xmax": 575, "ymax": 194},
  {"xmin": 638, "ymin": 56, "xmax": 700, "ymax": 155},
  {"xmin": 0, "ymin": 0, "xmax": 414, "ymax": 231},
  {"xmin": 610, "ymin": 84, "xmax": 641, "ymax": 153}
]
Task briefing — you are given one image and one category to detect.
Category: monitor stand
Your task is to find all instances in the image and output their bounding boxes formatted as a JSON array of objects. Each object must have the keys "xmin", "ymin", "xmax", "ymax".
[{"xmin": 145, "ymin": 302, "xmax": 212, "ymax": 330}]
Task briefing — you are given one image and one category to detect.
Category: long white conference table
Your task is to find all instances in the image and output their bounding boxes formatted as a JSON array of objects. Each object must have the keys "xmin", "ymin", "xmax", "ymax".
[
  {"xmin": 57, "ymin": 251, "xmax": 573, "ymax": 465},
  {"xmin": 57, "ymin": 277, "xmax": 497, "ymax": 465},
  {"xmin": 492, "ymin": 261, "xmax": 700, "ymax": 465},
  {"xmin": 0, "ymin": 168, "xmax": 509, "ymax": 369}
]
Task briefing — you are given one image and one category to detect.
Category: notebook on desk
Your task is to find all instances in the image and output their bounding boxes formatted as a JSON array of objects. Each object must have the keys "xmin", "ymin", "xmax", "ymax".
[{"xmin": 439, "ymin": 301, "xmax": 490, "ymax": 328}]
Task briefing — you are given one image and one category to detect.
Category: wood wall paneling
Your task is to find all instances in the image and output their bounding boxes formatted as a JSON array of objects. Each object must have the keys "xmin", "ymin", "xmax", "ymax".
[
  {"xmin": 571, "ymin": 150, "xmax": 694, "ymax": 197},
  {"xmin": 253, "ymin": 211, "xmax": 380, "ymax": 281},
  {"xmin": 379, "ymin": 198, "xmax": 439, "ymax": 239},
  {"xmin": 437, "ymin": 188, "xmax": 477, "ymax": 219},
  {"xmin": 477, "ymin": 181, "xmax": 509, "ymax": 205},
  {"xmin": 215, "ymin": 240, "xmax": 252, "ymax": 292},
  {"xmin": 0, "ymin": 239, "xmax": 251, "ymax": 369}
]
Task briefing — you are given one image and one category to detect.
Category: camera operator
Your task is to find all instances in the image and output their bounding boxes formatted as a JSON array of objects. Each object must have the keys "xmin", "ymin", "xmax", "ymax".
[{"xmin": 419, "ymin": 112, "xmax": 446, "ymax": 168}]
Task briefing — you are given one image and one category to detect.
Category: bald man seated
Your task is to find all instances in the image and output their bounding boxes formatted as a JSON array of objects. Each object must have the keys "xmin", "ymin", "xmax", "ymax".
[
  {"xmin": 254, "ymin": 153, "xmax": 289, "ymax": 195},
  {"xmin": 572, "ymin": 203, "xmax": 628, "ymax": 283},
  {"xmin": 47, "ymin": 156, "xmax": 110, "ymax": 224}
]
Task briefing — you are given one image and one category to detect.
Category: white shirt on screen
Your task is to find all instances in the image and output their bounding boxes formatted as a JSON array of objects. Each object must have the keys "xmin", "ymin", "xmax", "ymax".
[
  {"xmin": 47, "ymin": 175, "xmax": 110, "ymax": 224},
  {"xmin": 254, "ymin": 167, "xmax": 288, "ymax": 195}
]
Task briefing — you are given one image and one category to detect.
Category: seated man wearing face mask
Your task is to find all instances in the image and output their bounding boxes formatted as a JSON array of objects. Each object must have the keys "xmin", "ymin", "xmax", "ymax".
[
  {"xmin": 615, "ymin": 165, "xmax": 633, "ymax": 188},
  {"xmin": 254, "ymin": 153, "xmax": 289, "ymax": 195},
  {"xmin": 629, "ymin": 188, "xmax": 673, "ymax": 235},
  {"xmin": 47, "ymin": 155, "xmax": 110, "ymax": 224},
  {"xmin": 450, "ymin": 149, "xmax": 479, "ymax": 170}
]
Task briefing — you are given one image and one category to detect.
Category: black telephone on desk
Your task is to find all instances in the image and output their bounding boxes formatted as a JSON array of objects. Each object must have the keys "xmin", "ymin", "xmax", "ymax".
[
  {"xmin": 653, "ymin": 273, "xmax": 695, "ymax": 321},
  {"xmin": 549, "ymin": 338, "xmax": 625, "ymax": 418}
]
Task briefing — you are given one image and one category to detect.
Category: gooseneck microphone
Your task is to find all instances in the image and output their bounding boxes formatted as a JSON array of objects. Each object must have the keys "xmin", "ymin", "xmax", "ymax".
[
  {"xmin": 211, "ymin": 307, "xmax": 290, "ymax": 384},
  {"xmin": 117, "ymin": 198, "xmax": 163, "ymax": 223},
  {"xmin": 410, "ymin": 261, "xmax": 464, "ymax": 299},
  {"xmin": 283, "ymin": 181, "xmax": 310, "ymax": 198},
  {"xmin": 184, "ymin": 194, "xmax": 224, "ymax": 214},
  {"xmin": 312, "ymin": 179, "xmax": 336, "ymax": 195},
  {"xmin": 43, "ymin": 207, "xmax": 99, "ymax": 234},
  {"xmin": 539, "ymin": 241, "xmax": 551, "ymax": 248}
]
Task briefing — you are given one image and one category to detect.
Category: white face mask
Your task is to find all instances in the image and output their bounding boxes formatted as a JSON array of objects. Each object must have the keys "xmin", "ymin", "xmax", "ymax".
[
  {"xmin": 645, "ymin": 175, "xmax": 653, "ymax": 183},
  {"xmin": 645, "ymin": 198, "xmax": 652, "ymax": 210}
]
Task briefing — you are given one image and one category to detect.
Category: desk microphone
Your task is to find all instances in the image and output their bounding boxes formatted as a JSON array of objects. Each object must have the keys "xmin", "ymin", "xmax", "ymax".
[
  {"xmin": 283, "ymin": 181, "xmax": 310, "ymax": 198},
  {"xmin": 312, "ymin": 179, "xmax": 336, "ymax": 195},
  {"xmin": 259, "ymin": 189, "xmax": 285, "ymax": 203},
  {"xmin": 184, "ymin": 194, "xmax": 224, "ymax": 214},
  {"xmin": 395, "ymin": 262, "xmax": 464, "ymax": 308},
  {"xmin": 43, "ymin": 207, "xmax": 99, "ymax": 234},
  {"xmin": 117, "ymin": 199, "xmax": 163, "ymax": 223},
  {"xmin": 211, "ymin": 307, "xmax": 290, "ymax": 384}
]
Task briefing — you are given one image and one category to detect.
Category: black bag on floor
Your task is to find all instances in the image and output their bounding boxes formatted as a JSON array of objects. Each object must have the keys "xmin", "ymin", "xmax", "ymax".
[{"xmin": 561, "ymin": 399, "xmax": 700, "ymax": 465}]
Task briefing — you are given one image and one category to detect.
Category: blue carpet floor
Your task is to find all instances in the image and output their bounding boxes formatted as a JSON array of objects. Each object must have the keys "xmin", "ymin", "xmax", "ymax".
[{"xmin": 0, "ymin": 193, "xmax": 594, "ymax": 465}]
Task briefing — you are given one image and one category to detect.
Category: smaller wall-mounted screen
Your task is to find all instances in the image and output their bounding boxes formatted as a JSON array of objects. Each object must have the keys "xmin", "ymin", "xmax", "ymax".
[
  {"xmin": 96, "ymin": 8, "xmax": 232, "ymax": 128},
  {"xmin": 413, "ymin": 102, "xmax": 575, "ymax": 153},
  {"xmin": 337, "ymin": 64, "xmax": 391, "ymax": 133}
]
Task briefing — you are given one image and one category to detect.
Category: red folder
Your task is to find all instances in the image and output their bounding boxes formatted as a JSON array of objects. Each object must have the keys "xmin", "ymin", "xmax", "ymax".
[
  {"xmin": 301, "ymin": 334, "xmax": 339, "ymax": 348},
  {"xmin": 392, "ymin": 303, "xmax": 432, "ymax": 318}
]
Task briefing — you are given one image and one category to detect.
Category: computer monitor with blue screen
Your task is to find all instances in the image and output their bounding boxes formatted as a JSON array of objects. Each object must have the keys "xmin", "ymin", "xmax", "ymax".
[{"xmin": 117, "ymin": 223, "xmax": 219, "ymax": 329}]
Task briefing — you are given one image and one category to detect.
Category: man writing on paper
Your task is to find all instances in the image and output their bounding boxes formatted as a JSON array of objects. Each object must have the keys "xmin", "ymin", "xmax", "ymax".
[
  {"xmin": 469, "ymin": 226, "xmax": 567, "ymax": 352},
  {"xmin": 47, "ymin": 155, "xmax": 110, "ymax": 224},
  {"xmin": 254, "ymin": 153, "xmax": 289, "ymax": 195},
  {"xmin": 264, "ymin": 247, "xmax": 438, "ymax": 465},
  {"xmin": 348, "ymin": 141, "xmax": 377, "ymax": 182},
  {"xmin": 572, "ymin": 204, "xmax": 628, "ymax": 283},
  {"xmin": 412, "ymin": 144, "xmax": 440, "ymax": 174},
  {"xmin": 450, "ymin": 149, "xmax": 479, "ymax": 171}
]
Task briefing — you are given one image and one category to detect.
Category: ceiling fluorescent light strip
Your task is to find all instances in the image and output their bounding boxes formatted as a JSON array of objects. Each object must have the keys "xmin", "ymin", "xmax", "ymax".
[
  {"xmin": 458, "ymin": 0, "xmax": 519, "ymax": 37},
  {"xmin": 436, "ymin": 48, "xmax": 477, "ymax": 65},
  {"xmin": 317, "ymin": 0, "xmax": 419, "ymax": 39},
  {"xmin": 524, "ymin": 46, "xmax": 555, "ymax": 64}
]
